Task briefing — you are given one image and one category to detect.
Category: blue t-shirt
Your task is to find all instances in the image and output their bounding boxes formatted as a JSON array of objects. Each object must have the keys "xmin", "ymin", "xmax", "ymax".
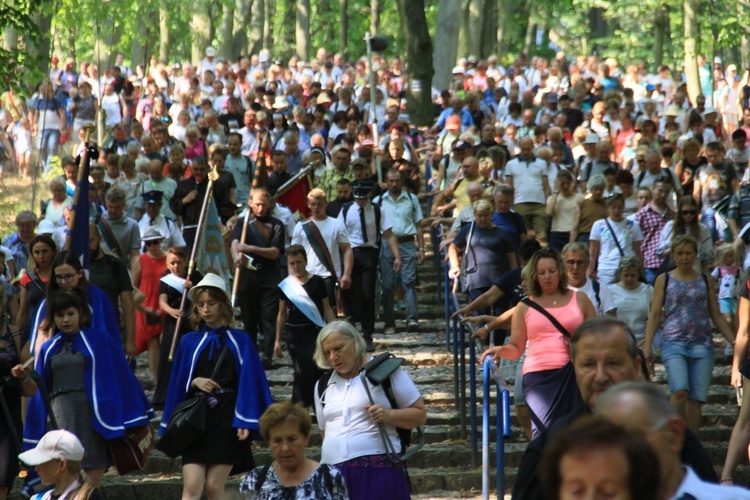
[
  {"xmin": 453, "ymin": 224, "xmax": 514, "ymax": 290},
  {"xmin": 491, "ymin": 211, "xmax": 526, "ymax": 251}
]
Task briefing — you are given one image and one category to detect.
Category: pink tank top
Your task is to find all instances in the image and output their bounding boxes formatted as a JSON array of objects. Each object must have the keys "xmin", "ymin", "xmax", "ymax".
[{"xmin": 522, "ymin": 292, "xmax": 585, "ymax": 375}]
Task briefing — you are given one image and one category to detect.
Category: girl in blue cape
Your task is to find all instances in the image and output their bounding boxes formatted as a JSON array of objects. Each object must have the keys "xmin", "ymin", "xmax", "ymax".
[
  {"xmin": 26, "ymin": 250, "xmax": 126, "ymax": 361},
  {"xmin": 23, "ymin": 287, "xmax": 155, "ymax": 487},
  {"xmin": 160, "ymin": 273, "xmax": 273, "ymax": 500}
]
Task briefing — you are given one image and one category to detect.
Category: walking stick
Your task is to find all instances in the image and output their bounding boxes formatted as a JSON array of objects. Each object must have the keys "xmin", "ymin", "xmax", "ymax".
[
  {"xmin": 63, "ymin": 124, "xmax": 96, "ymax": 251},
  {"xmin": 168, "ymin": 167, "xmax": 219, "ymax": 362},
  {"xmin": 232, "ymin": 131, "xmax": 271, "ymax": 308}
]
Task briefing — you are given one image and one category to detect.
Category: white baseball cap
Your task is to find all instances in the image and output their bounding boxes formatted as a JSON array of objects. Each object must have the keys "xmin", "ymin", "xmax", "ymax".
[
  {"xmin": 584, "ymin": 133, "xmax": 600, "ymax": 145},
  {"xmin": 19, "ymin": 430, "xmax": 85, "ymax": 466}
]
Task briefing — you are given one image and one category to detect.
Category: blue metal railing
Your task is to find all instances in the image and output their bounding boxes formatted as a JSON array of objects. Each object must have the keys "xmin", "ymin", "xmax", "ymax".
[{"xmin": 433, "ymin": 224, "xmax": 512, "ymax": 497}]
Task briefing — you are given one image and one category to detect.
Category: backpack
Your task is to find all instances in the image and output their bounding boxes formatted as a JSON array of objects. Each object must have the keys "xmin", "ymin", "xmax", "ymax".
[
  {"xmin": 253, "ymin": 463, "xmax": 334, "ymax": 493},
  {"xmin": 636, "ymin": 168, "xmax": 672, "ymax": 188},
  {"xmin": 317, "ymin": 366, "xmax": 412, "ymax": 452},
  {"xmin": 342, "ymin": 201, "xmax": 381, "ymax": 246}
]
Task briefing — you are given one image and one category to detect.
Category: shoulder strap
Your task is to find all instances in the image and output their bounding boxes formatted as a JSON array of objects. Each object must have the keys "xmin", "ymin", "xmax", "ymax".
[
  {"xmin": 521, "ymin": 297, "xmax": 572, "ymax": 337},
  {"xmin": 317, "ymin": 370, "xmax": 333, "ymax": 406},
  {"xmin": 701, "ymin": 272, "xmax": 709, "ymax": 290},
  {"xmin": 374, "ymin": 204, "xmax": 381, "ymax": 245},
  {"xmin": 604, "ymin": 218, "xmax": 625, "ymax": 257},
  {"xmin": 26, "ymin": 270, "xmax": 46, "ymax": 295},
  {"xmin": 247, "ymin": 219, "xmax": 271, "ymax": 246},
  {"xmin": 341, "ymin": 201, "xmax": 353, "ymax": 222},
  {"xmin": 254, "ymin": 463, "xmax": 272, "ymax": 493},
  {"xmin": 591, "ymin": 280, "xmax": 601, "ymax": 308},
  {"xmin": 302, "ymin": 221, "xmax": 338, "ymax": 280},
  {"xmin": 636, "ymin": 170, "xmax": 646, "ymax": 186}
]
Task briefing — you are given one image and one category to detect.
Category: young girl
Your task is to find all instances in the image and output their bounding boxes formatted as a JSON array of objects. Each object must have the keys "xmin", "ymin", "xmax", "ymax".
[
  {"xmin": 712, "ymin": 243, "xmax": 741, "ymax": 334},
  {"xmin": 546, "ymin": 170, "xmax": 584, "ymax": 252},
  {"xmin": 13, "ymin": 118, "xmax": 32, "ymax": 180}
]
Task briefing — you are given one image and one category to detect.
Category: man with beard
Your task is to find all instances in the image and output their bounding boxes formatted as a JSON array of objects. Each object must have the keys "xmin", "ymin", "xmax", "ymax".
[
  {"xmin": 87, "ymin": 221, "xmax": 137, "ymax": 357},
  {"xmin": 326, "ymin": 178, "xmax": 353, "ymax": 218}
]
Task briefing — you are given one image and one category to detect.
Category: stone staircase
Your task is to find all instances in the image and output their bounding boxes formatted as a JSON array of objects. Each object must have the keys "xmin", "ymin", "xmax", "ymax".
[{"xmin": 10, "ymin": 252, "xmax": 749, "ymax": 499}]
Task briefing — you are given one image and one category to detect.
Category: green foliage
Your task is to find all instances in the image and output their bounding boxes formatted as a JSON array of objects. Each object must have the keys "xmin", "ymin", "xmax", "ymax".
[{"xmin": 0, "ymin": 1, "xmax": 47, "ymax": 91}]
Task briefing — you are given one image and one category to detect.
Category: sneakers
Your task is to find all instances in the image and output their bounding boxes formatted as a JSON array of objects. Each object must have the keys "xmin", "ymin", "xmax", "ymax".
[
  {"xmin": 406, "ymin": 320, "xmax": 419, "ymax": 332},
  {"xmin": 384, "ymin": 326, "xmax": 396, "ymax": 336}
]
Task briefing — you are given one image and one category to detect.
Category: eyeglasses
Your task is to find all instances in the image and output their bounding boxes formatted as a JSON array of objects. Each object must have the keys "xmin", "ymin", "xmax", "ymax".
[
  {"xmin": 565, "ymin": 259, "xmax": 587, "ymax": 267},
  {"xmin": 145, "ymin": 240, "xmax": 162, "ymax": 246},
  {"xmin": 55, "ymin": 273, "xmax": 78, "ymax": 283}
]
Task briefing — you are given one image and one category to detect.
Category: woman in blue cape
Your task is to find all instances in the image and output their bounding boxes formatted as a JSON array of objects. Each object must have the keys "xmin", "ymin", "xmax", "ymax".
[
  {"xmin": 160, "ymin": 273, "xmax": 273, "ymax": 500},
  {"xmin": 23, "ymin": 287, "xmax": 154, "ymax": 487},
  {"xmin": 26, "ymin": 250, "xmax": 124, "ymax": 361}
]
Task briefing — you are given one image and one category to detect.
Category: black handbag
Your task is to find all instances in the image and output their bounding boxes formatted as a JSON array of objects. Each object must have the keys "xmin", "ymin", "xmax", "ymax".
[{"xmin": 156, "ymin": 344, "xmax": 228, "ymax": 458}]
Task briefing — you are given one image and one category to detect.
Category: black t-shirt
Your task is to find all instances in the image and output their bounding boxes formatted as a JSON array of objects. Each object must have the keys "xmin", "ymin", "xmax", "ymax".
[
  {"xmin": 268, "ymin": 171, "xmax": 292, "ymax": 197},
  {"xmin": 231, "ymin": 215, "xmax": 285, "ymax": 267},
  {"xmin": 280, "ymin": 274, "xmax": 327, "ymax": 327},
  {"xmin": 88, "ymin": 253, "xmax": 133, "ymax": 325},
  {"xmin": 218, "ymin": 112, "xmax": 244, "ymax": 135},
  {"xmin": 564, "ymin": 108, "xmax": 584, "ymax": 132},
  {"xmin": 492, "ymin": 266, "xmax": 524, "ymax": 308}
]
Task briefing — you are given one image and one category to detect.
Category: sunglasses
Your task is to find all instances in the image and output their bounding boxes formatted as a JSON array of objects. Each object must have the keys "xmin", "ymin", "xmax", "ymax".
[{"xmin": 145, "ymin": 240, "xmax": 162, "ymax": 246}]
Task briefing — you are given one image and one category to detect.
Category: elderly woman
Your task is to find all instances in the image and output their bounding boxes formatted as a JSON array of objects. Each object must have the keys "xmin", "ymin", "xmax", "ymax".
[
  {"xmin": 313, "ymin": 321, "xmax": 427, "ymax": 500},
  {"xmin": 42, "ymin": 177, "xmax": 73, "ymax": 228},
  {"xmin": 448, "ymin": 199, "xmax": 518, "ymax": 315},
  {"xmin": 645, "ymin": 235, "xmax": 734, "ymax": 433},
  {"xmin": 239, "ymin": 402, "xmax": 348, "ymax": 498},
  {"xmin": 482, "ymin": 248, "xmax": 596, "ymax": 437},
  {"xmin": 161, "ymin": 274, "xmax": 272, "ymax": 500},
  {"xmin": 2, "ymin": 210, "xmax": 38, "ymax": 286},
  {"xmin": 602, "ymin": 257, "xmax": 653, "ymax": 347}
]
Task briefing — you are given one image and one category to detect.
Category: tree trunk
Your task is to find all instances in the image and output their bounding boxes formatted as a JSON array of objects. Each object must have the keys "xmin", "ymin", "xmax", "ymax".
[
  {"xmin": 481, "ymin": 0, "xmax": 497, "ymax": 59},
  {"xmin": 28, "ymin": 11, "xmax": 53, "ymax": 67},
  {"xmin": 3, "ymin": 27, "xmax": 18, "ymax": 52},
  {"xmin": 339, "ymin": 0, "xmax": 348, "ymax": 55},
  {"xmin": 249, "ymin": 0, "xmax": 264, "ymax": 56},
  {"xmin": 497, "ymin": 0, "xmax": 511, "ymax": 55},
  {"xmin": 370, "ymin": 0, "xmax": 381, "ymax": 35},
  {"xmin": 296, "ymin": 0, "xmax": 311, "ymax": 60},
  {"xmin": 284, "ymin": 0, "xmax": 296, "ymax": 53},
  {"xmin": 219, "ymin": 2, "xmax": 235, "ymax": 60},
  {"xmin": 191, "ymin": 1, "xmax": 212, "ymax": 67},
  {"xmin": 159, "ymin": 5, "xmax": 171, "ymax": 64},
  {"xmin": 523, "ymin": 0, "xmax": 535, "ymax": 56},
  {"xmin": 233, "ymin": 0, "xmax": 253, "ymax": 60},
  {"xmin": 588, "ymin": 8, "xmax": 606, "ymax": 39},
  {"xmin": 94, "ymin": 18, "xmax": 120, "ymax": 69},
  {"xmin": 434, "ymin": 0, "xmax": 461, "ymax": 91},
  {"xmin": 468, "ymin": 0, "xmax": 483, "ymax": 58},
  {"xmin": 458, "ymin": 0, "xmax": 471, "ymax": 58},
  {"xmin": 396, "ymin": 0, "xmax": 434, "ymax": 127},
  {"xmin": 264, "ymin": 0, "xmax": 274, "ymax": 52},
  {"xmin": 742, "ymin": 34, "xmax": 750, "ymax": 73},
  {"xmin": 683, "ymin": 0, "xmax": 701, "ymax": 105},
  {"xmin": 653, "ymin": 5, "xmax": 667, "ymax": 71}
]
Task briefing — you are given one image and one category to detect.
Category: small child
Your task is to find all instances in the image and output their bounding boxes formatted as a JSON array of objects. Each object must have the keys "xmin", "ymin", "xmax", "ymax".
[
  {"xmin": 712, "ymin": 243, "xmax": 741, "ymax": 338},
  {"xmin": 104, "ymin": 154, "xmax": 121, "ymax": 185},
  {"xmin": 13, "ymin": 118, "xmax": 32, "ymax": 180},
  {"xmin": 546, "ymin": 169, "xmax": 584, "ymax": 252}
]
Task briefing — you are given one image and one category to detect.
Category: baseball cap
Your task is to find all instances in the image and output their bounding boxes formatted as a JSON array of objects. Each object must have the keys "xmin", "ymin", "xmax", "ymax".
[
  {"xmin": 205, "ymin": 47, "xmax": 216, "ymax": 57},
  {"xmin": 665, "ymin": 105, "xmax": 681, "ymax": 117},
  {"xmin": 452, "ymin": 66, "xmax": 465, "ymax": 75},
  {"xmin": 19, "ymin": 430, "xmax": 85, "ymax": 466},
  {"xmin": 584, "ymin": 133, "xmax": 600, "ymax": 145},
  {"xmin": 351, "ymin": 158, "xmax": 369, "ymax": 169},
  {"xmin": 357, "ymin": 139, "xmax": 375, "ymax": 151},
  {"xmin": 37, "ymin": 220, "xmax": 55, "ymax": 235},
  {"xmin": 453, "ymin": 139, "xmax": 472, "ymax": 151},
  {"xmin": 546, "ymin": 93, "xmax": 559, "ymax": 103},
  {"xmin": 702, "ymin": 106, "xmax": 718, "ymax": 116}
]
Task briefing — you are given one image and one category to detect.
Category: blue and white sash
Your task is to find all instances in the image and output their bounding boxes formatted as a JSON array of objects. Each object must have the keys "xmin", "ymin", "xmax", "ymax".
[{"xmin": 278, "ymin": 276, "xmax": 325, "ymax": 327}]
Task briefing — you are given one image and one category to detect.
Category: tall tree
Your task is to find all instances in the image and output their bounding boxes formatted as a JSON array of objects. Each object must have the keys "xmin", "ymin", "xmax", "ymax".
[
  {"xmin": 396, "ymin": 0, "xmax": 434, "ymax": 126},
  {"xmin": 296, "ymin": 0, "xmax": 310, "ymax": 60},
  {"xmin": 249, "ymin": 0, "xmax": 264, "ymax": 56},
  {"xmin": 219, "ymin": 2, "xmax": 235, "ymax": 60},
  {"xmin": 339, "ymin": 0, "xmax": 348, "ymax": 55},
  {"xmin": 370, "ymin": 0, "xmax": 381, "ymax": 35},
  {"xmin": 233, "ymin": 0, "xmax": 252, "ymax": 59},
  {"xmin": 191, "ymin": 0, "xmax": 213, "ymax": 66},
  {"xmin": 653, "ymin": 5, "xmax": 668, "ymax": 71},
  {"xmin": 480, "ymin": 0, "xmax": 497, "ymax": 58},
  {"xmin": 159, "ymin": 4, "xmax": 171, "ymax": 63},
  {"xmin": 264, "ymin": 0, "xmax": 273, "ymax": 52},
  {"xmin": 683, "ymin": 0, "xmax": 701, "ymax": 104},
  {"xmin": 468, "ymin": 0, "xmax": 483, "ymax": 57},
  {"xmin": 434, "ymin": 0, "xmax": 460, "ymax": 91}
]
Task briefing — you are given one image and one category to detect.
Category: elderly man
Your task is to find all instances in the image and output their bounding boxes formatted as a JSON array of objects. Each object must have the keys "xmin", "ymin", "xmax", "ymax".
[
  {"xmin": 281, "ymin": 130, "xmax": 304, "ymax": 175},
  {"xmin": 595, "ymin": 383, "xmax": 748, "ymax": 499},
  {"xmin": 504, "ymin": 138, "xmax": 551, "ymax": 245},
  {"xmin": 578, "ymin": 141, "xmax": 620, "ymax": 193},
  {"xmin": 511, "ymin": 317, "xmax": 718, "ymax": 500}
]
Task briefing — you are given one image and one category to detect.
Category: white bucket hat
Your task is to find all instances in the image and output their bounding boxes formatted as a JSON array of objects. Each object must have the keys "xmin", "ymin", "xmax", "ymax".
[{"xmin": 189, "ymin": 273, "xmax": 231, "ymax": 302}]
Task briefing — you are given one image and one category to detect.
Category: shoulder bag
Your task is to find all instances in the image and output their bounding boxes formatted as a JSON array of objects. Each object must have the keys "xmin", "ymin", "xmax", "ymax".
[{"xmin": 156, "ymin": 344, "xmax": 229, "ymax": 458}]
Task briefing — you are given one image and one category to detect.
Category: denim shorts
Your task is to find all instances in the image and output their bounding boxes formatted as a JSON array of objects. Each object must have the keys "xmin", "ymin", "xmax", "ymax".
[
  {"xmin": 660, "ymin": 339, "xmax": 715, "ymax": 402},
  {"xmin": 719, "ymin": 298, "xmax": 738, "ymax": 316}
]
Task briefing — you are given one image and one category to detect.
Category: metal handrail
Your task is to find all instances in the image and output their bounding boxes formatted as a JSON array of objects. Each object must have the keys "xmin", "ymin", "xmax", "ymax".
[{"xmin": 481, "ymin": 349, "xmax": 511, "ymax": 499}]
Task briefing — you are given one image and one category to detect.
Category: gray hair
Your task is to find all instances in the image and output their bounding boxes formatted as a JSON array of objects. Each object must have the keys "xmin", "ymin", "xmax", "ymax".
[
  {"xmin": 313, "ymin": 320, "xmax": 367, "ymax": 370},
  {"xmin": 594, "ymin": 381, "xmax": 676, "ymax": 424},
  {"xmin": 570, "ymin": 317, "xmax": 639, "ymax": 362},
  {"xmin": 105, "ymin": 186, "xmax": 127, "ymax": 204},
  {"xmin": 561, "ymin": 242, "xmax": 590, "ymax": 260},
  {"xmin": 494, "ymin": 184, "xmax": 514, "ymax": 197},
  {"xmin": 126, "ymin": 141, "xmax": 142, "ymax": 155},
  {"xmin": 15, "ymin": 210, "xmax": 38, "ymax": 227},
  {"xmin": 587, "ymin": 174, "xmax": 607, "ymax": 189},
  {"xmin": 283, "ymin": 129, "xmax": 300, "ymax": 143},
  {"xmin": 48, "ymin": 176, "xmax": 66, "ymax": 191},
  {"xmin": 617, "ymin": 256, "xmax": 644, "ymax": 278}
]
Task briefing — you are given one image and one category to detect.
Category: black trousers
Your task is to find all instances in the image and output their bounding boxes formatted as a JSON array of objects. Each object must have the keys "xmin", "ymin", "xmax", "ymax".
[
  {"xmin": 321, "ymin": 276, "xmax": 338, "ymax": 314},
  {"xmin": 238, "ymin": 266, "xmax": 280, "ymax": 360},
  {"xmin": 285, "ymin": 324, "xmax": 324, "ymax": 407},
  {"xmin": 342, "ymin": 247, "xmax": 379, "ymax": 338}
]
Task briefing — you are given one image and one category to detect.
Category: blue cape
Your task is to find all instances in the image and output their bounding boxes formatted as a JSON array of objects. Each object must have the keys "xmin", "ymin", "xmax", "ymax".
[
  {"xmin": 29, "ymin": 285, "xmax": 121, "ymax": 354},
  {"xmin": 160, "ymin": 326, "xmax": 273, "ymax": 437},
  {"xmin": 24, "ymin": 328, "xmax": 155, "ymax": 448}
]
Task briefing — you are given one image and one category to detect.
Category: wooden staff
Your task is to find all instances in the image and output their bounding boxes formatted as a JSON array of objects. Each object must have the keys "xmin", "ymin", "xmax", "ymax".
[
  {"xmin": 169, "ymin": 167, "xmax": 220, "ymax": 361},
  {"xmin": 63, "ymin": 124, "xmax": 96, "ymax": 251}
]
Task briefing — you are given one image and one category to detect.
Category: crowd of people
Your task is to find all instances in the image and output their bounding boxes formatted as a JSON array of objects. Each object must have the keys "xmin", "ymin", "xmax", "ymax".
[{"xmin": 0, "ymin": 43, "xmax": 749, "ymax": 497}]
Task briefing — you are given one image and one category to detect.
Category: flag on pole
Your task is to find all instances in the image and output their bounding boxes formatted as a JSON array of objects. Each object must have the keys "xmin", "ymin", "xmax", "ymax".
[
  {"xmin": 195, "ymin": 197, "xmax": 231, "ymax": 282},
  {"xmin": 66, "ymin": 146, "xmax": 94, "ymax": 269}
]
